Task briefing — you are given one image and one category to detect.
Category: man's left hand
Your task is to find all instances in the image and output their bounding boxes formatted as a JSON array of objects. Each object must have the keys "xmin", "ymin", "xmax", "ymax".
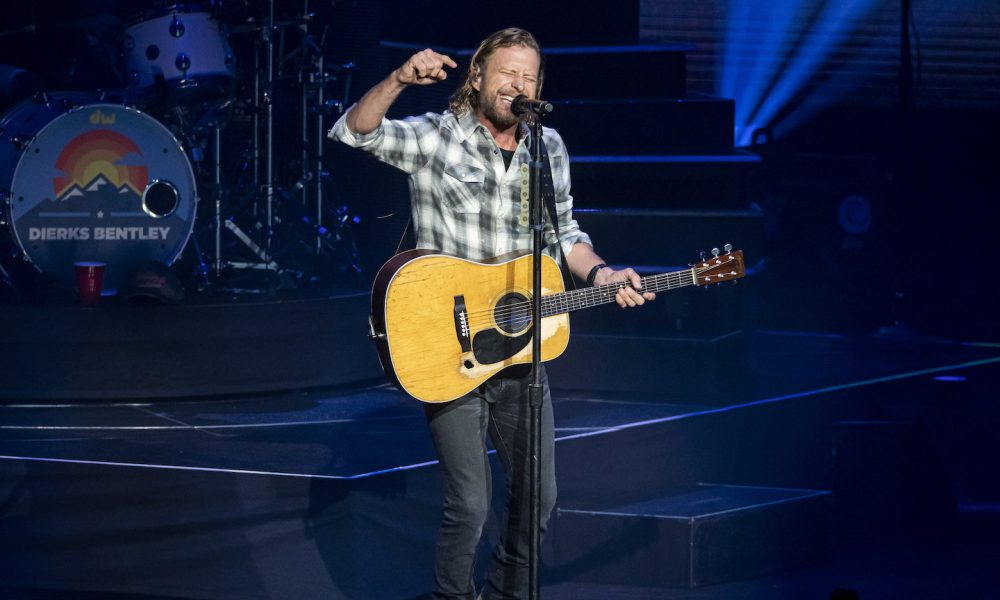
[{"xmin": 594, "ymin": 267, "xmax": 656, "ymax": 308}]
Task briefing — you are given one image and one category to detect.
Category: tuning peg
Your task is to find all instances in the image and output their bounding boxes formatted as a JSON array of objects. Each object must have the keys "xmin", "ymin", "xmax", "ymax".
[
  {"xmin": 699, "ymin": 250, "xmax": 706, "ymax": 262},
  {"xmin": 711, "ymin": 247, "xmax": 720, "ymax": 258},
  {"xmin": 724, "ymin": 243, "xmax": 732, "ymax": 253}
]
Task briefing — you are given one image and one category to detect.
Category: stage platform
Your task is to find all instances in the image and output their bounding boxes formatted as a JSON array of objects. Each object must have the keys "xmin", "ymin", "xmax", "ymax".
[
  {"xmin": 0, "ymin": 286, "xmax": 385, "ymax": 400},
  {"xmin": 2, "ymin": 329, "xmax": 999, "ymax": 598}
]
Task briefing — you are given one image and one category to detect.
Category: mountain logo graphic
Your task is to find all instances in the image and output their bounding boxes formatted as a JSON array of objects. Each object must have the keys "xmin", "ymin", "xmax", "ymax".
[{"xmin": 53, "ymin": 129, "xmax": 149, "ymax": 201}]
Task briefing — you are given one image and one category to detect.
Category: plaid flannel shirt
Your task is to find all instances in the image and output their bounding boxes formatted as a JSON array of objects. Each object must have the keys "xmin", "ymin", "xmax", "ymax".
[{"xmin": 328, "ymin": 108, "xmax": 592, "ymax": 263}]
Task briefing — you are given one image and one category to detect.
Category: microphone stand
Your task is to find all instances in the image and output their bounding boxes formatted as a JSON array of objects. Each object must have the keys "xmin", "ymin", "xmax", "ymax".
[{"xmin": 523, "ymin": 106, "xmax": 548, "ymax": 600}]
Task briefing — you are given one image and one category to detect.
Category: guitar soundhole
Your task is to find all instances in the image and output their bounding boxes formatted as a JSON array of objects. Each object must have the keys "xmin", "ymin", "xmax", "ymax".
[{"xmin": 494, "ymin": 292, "xmax": 531, "ymax": 335}]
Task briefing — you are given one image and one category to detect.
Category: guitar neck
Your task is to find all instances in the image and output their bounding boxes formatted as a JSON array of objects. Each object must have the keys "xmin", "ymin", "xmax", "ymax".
[{"xmin": 542, "ymin": 268, "xmax": 695, "ymax": 317}]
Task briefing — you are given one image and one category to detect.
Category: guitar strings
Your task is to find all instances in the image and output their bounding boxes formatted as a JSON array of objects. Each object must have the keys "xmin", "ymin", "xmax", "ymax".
[
  {"xmin": 463, "ymin": 262, "xmax": 732, "ymax": 329},
  {"xmin": 464, "ymin": 258, "xmax": 739, "ymax": 328},
  {"xmin": 464, "ymin": 268, "xmax": 698, "ymax": 327}
]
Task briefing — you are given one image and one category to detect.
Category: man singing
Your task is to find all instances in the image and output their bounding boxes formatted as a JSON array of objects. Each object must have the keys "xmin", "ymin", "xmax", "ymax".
[{"xmin": 329, "ymin": 27, "xmax": 654, "ymax": 600}]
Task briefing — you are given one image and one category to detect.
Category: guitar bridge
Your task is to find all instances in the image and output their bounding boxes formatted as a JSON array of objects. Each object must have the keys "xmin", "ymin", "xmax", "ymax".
[{"xmin": 453, "ymin": 295, "xmax": 471, "ymax": 353}]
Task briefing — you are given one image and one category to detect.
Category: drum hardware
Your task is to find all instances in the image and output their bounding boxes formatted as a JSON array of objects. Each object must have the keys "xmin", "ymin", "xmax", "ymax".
[
  {"xmin": 222, "ymin": 220, "xmax": 279, "ymax": 271},
  {"xmin": 201, "ymin": 0, "xmax": 280, "ymax": 282},
  {"xmin": 262, "ymin": 0, "xmax": 276, "ymax": 262},
  {"xmin": 0, "ymin": 260, "xmax": 11, "ymax": 290},
  {"xmin": 212, "ymin": 0, "xmax": 363, "ymax": 285},
  {"xmin": 211, "ymin": 123, "xmax": 279, "ymax": 276},
  {"xmin": 283, "ymin": 11, "xmax": 359, "ymax": 267},
  {"xmin": 299, "ymin": 21, "xmax": 327, "ymax": 256},
  {"xmin": 9, "ymin": 134, "xmax": 33, "ymax": 151}
]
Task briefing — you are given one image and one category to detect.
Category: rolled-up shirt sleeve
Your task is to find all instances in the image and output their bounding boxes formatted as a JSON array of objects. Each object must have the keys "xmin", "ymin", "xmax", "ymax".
[{"xmin": 328, "ymin": 109, "xmax": 441, "ymax": 175}]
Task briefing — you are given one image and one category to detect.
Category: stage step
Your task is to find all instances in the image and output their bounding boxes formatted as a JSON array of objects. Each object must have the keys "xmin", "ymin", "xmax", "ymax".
[
  {"xmin": 0, "ymin": 292, "xmax": 384, "ymax": 400},
  {"xmin": 378, "ymin": 41, "xmax": 687, "ymax": 99},
  {"xmin": 378, "ymin": 1, "xmax": 640, "ymax": 49},
  {"xmin": 548, "ymin": 483, "xmax": 832, "ymax": 588},
  {"xmin": 556, "ymin": 208, "xmax": 761, "ymax": 367},
  {"xmin": 547, "ymin": 327, "xmax": 748, "ymax": 397},
  {"xmin": 546, "ymin": 95, "xmax": 734, "ymax": 155},
  {"xmin": 542, "ymin": 44, "xmax": 689, "ymax": 99},
  {"xmin": 573, "ymin": 207, "xmax": 764, "ymax": 269},
  {"xmin": 569, "ymin": 151, "xmax": 762, "ymax": 208}
]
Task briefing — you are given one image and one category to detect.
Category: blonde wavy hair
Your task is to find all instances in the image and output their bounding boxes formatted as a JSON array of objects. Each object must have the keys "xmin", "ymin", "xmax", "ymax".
[{"xmin": 448, "ymin": 27, "xmax": 544, "ymax": 117}]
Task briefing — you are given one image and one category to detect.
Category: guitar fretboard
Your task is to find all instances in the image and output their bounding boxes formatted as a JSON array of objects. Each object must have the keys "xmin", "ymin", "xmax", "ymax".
[{"xmin": 542, "ymin": 268, "xmax": 695, "ymax": 317}]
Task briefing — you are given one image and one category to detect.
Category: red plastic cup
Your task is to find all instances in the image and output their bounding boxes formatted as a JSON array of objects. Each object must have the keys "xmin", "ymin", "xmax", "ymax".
[{"xmin": 74, "ymin": 261, "xmax": 107, "ymax": 306}]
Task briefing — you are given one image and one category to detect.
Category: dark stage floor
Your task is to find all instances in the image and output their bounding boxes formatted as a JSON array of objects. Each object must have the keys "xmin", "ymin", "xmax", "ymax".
[
  {"xmin": 2, "ymin": 329, "xmax": 999, "ymax": 599},
  {"xmin": 3, "ymin": 330, "xmax": 998, "ymax": 478}
]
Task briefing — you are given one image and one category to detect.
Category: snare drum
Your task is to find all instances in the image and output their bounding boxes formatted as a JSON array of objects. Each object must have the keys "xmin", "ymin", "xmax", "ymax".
[
  {"xmin": 0, "ymin": 92, "xmax": 197, "ymax": 294},
  {"xmin": 123, "ymin": 4, "xmax": 236, "ymax": 105}
]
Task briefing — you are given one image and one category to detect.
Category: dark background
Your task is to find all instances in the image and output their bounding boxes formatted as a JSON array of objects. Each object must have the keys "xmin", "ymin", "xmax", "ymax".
[{"xmin": 1, "ymin": 0, "xmax": 997, "ymax": 341}]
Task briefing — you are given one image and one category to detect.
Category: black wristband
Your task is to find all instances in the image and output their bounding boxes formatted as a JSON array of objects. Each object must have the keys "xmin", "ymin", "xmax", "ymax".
[{"xmin": 586, "ymin": 263, "xmax": 607, "ymax": 286}]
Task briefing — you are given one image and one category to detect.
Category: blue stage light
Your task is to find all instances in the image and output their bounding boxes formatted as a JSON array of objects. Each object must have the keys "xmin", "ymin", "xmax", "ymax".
[
  {"xmin": 933, "ymin": 375, "xmax": 967, "ymax": 382},
  {"xmin": 719, "ymin": 0, "xmax": 881, "ymax": 146}
]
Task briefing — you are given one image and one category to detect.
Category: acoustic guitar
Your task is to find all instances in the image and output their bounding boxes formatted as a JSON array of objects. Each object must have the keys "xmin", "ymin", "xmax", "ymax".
[{"xmin": 369, "ymin": 247, "xmax": 745, "ymax": 402}]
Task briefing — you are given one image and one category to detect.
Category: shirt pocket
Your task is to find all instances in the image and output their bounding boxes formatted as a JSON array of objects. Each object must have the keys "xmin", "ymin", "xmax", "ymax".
[{"xmin": 442, "ymin": 162, "xmax": 486, "ymax": 213}]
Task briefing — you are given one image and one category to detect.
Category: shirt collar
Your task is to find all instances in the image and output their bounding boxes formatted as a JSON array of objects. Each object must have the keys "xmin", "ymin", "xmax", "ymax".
[{"xmin": 454, "ymin": 108, "xmax": 530, "ymax": 147}]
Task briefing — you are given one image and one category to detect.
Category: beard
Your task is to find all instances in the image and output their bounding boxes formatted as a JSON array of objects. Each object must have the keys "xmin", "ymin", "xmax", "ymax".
[{"xmin": 478, "ymin": 92, "xmax": 519, "ymax": 130}]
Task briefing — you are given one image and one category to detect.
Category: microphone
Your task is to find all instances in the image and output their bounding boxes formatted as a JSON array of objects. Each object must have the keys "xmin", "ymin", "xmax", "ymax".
[{"xmin": 511, "ymin": 95, "xmax": 554, "ymax": 117}]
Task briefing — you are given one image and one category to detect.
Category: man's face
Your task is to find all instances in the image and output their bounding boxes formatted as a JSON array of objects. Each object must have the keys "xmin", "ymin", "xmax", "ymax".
[{"xmin": 473, "ymin": 45, "xmax": 541, "ymax": 130}]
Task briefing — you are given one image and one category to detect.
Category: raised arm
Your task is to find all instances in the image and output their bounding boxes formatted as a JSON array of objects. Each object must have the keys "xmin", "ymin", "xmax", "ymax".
[{"xmin": 346, "ymin": 49, "xmax": 458, "ymax": 135}]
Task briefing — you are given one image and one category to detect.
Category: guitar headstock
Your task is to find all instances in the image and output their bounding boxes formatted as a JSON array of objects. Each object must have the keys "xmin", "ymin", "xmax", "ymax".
[{"xmin": 694, "ymin": 245, "xmax": 745, "ymax": 285}]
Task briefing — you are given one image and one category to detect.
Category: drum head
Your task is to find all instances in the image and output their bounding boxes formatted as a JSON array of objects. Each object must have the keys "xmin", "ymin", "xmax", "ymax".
[
  {"xmin": 123, "ymin": 7, "xmax": 235, "ymax": 107},
  {"xmin": 3, "ymin": 100, "xmax": 197, "ymax": 294}
]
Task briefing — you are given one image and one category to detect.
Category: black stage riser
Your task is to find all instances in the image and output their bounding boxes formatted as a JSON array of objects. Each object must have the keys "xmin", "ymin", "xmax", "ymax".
[
  {"xmin": 550, "ymin": 485, "xmax": 832, "ymax": 588},
  {"xmin": 379, "ymin": 1, "xmax": 640, "ymax": 49},
  {"xmin": 380, "ymin": 44, "xmax": 688, "ymax": 102},
  {"xmin": 574, "ymin": 208, "xmax": 765, "ymax": 268},
  {"xmin": 541, "ymin": 375, "xmax": 960, "ymax": 588},
  {"xmin": 549, "ymin": 376, "xmax": 952, "ymax": 518},
  {"xmin": 0, "ymin": 294, "xmax": 384, "ymax": 400},
  {"xmin": 569, "ymin": 155, "xmax": 762, "ymax": 209},
  {"xmin": 0, "ymin": 459, "xmax": 442, "ymax": 600},
  {"xmin": 542, "ymin": 48, "xmax": 687, "ymax": 100},
  {"xmin": 546, "ymin": 96, "xmax": 735, "ymax": 155}
]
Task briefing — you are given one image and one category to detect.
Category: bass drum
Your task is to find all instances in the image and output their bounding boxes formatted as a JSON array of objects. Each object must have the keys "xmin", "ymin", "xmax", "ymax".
[{"xmin": 0, "ymin": 92, "xmax": 197, "ymax": 294}]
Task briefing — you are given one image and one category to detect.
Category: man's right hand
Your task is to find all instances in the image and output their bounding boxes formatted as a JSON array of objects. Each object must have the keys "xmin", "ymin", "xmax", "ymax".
[
  {"xmin": 343, "ymin": 49, "xmax": 458, "ymax": 135},
  {"xmin": 395, "ymin": 49, "xmax": 458, "ymax": 86}
]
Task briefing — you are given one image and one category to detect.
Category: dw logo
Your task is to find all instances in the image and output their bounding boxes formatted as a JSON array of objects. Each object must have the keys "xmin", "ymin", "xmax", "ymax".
[{"xmin": 89, "ymin": 109, "xmax": 117, "ymax": 125}]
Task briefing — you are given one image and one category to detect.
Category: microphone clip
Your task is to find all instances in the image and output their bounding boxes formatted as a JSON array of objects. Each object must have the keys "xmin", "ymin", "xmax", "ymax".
[{"xmin": 511, "ymin": 95, "xmax": 554, "ymax": 118}]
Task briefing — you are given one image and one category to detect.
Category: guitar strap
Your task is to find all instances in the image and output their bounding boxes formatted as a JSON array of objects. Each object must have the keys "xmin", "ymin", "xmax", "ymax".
[
  {"xmin": 538, "ymin": 138, "xmax": 577, "ymax": 290},
  {"xmin": 394, "ymin": 218, "xmax": 414, "ymax": 255}
]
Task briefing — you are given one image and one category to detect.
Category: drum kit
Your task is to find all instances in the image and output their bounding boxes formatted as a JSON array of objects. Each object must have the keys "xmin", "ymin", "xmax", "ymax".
[{"xmin": 0, "ymin": 1, "xmax": 362, "ymax": 297}]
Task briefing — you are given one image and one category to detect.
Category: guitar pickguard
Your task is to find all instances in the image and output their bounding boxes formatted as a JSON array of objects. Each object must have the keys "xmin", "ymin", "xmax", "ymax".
[{"xmin": 471, "ymin": 326, "xmax": 533, "ymax": 365}]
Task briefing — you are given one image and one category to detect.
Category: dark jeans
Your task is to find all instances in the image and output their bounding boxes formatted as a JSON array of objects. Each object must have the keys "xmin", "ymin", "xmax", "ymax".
[{"xmin": 424, "ymin": 366, "xmax": 556, "ymax": 600}]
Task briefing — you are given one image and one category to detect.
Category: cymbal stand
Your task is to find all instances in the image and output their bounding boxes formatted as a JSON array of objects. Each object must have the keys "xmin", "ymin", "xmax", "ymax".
[
  {"xmin": 311, "ymin": 54, "xmax": 358, "ymax": 259},
  {"xmin": 296, "ymin": 7, "xmax": 324, "ymax": 253},
  {"xmin": 214, "ymin": 125, "xmax": 222, "ymax": 276},
  {"xmin": 276, "ymin": 4, "xmax": 361, "ymax": 276},
  {"xmin": 216, "ymin": 0, "xmax": 279, "ymax": 276},
  {"xmin": 263, "ymin": 0, "xmax": 276, "ymax": 259},
  {"xmin": 214, "ymin": 126, "xmax": 278, "ymax": 272}
]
